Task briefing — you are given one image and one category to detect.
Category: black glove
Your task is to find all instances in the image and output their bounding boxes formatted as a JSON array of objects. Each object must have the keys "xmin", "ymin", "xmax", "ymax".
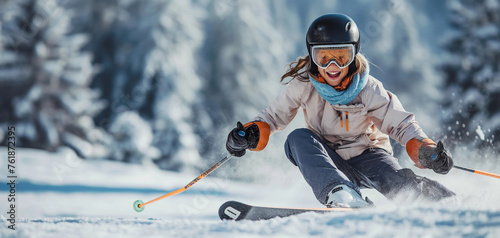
[
  {"xmin": 419, "ymin": 141, "xmax": 454, "ymax": 175},
  {"xmin": 226, "ymin": 122, "xmax": 249, "ymax": 157}
]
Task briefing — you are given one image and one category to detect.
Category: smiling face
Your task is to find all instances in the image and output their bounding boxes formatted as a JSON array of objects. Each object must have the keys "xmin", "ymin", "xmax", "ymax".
[{"xmin": 318, "ymin": 63, "xmax": 349, "ymax": 86}]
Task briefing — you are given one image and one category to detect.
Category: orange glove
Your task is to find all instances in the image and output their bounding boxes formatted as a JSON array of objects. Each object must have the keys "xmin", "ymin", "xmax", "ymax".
[
  {"xmin": 406, "ymin": 138, "xmax": 454, "ymax": 174},
  {"xmin": 407, "ymin": 138, "xmax": 436, "ymax": 168},
  {"xmin": 242, "ymin": 121, "xmax": 271, "ymax": 151},
  {"xmin": 226, "ymin": 121, "xmax": 270, "ymax": 157}
]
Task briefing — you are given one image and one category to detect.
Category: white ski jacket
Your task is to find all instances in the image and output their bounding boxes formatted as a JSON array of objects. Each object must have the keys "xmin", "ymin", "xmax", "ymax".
[{"xmin": 255, "ymin": 75, "xmax": 428, "ymax": 160}]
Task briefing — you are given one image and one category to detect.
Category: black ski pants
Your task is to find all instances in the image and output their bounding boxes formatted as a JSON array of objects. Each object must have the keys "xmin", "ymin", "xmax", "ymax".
[{"xmin": 284, "ymin": 128, "xmax": 455, "ymax": 205}]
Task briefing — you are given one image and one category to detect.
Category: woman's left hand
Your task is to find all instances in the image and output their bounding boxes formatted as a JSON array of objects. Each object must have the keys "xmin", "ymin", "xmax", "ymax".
[{"xmin": 419, "ymin": 141, "xmax": 454, "ymax": 175}]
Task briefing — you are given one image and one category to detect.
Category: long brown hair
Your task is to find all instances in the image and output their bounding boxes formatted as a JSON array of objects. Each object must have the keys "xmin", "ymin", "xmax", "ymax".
[{"xmin": 280, "ymin": 54, "xmax": 369, "ymax": 83}]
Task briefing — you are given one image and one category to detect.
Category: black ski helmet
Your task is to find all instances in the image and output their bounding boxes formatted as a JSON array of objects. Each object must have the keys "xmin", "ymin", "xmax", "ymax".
[{"xmin": 306, "ymin": 14, "xmax": 360, "ymax": 75}]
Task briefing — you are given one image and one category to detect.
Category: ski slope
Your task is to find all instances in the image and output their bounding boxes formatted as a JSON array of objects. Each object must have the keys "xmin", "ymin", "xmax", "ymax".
[{"xmin": 1, "ymin": 147, "xmax": 500, "ymax": 237}]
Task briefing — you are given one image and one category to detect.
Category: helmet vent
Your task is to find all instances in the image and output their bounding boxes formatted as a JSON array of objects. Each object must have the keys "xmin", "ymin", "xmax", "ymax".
[{"xmin": 345, "ymin": 22, "xmax": 351, "ymax": 32}]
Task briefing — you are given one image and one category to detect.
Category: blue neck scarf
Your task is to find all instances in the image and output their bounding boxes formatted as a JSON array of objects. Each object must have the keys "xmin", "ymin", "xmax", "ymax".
[{"xmin": 309, "ymin": 64, "xmax": 369, "ymax": 105}]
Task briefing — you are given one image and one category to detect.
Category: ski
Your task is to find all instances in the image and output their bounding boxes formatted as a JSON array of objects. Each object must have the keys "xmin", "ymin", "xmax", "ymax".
[{"xmin": 218, "ymin": 200, "xmax": 358, "ymax": 221}]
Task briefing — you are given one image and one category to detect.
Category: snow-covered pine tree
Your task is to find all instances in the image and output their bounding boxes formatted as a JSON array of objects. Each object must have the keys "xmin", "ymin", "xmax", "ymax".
[
  {"xmin": 71, "ymin": 0, "xmax": 205, "ymax": 171},
  {"xmin": 201, "ymin": 0, "xmax": 288, "ymax": 122},
  {"xmin": 193, "ymin": 0, "xmax": 290, "ymax": 159},
  {"xmin": 0, "ymin": 0, "xmax": 110, "ymax": 158},
  {"xmin": 138, "ymin": 0, "xmax": 205, "ymax": 171},
  {"xmin": 441, "ymin": 0, "xmax": 500, "ymax": 150},
  {"xmin": 108, "ymin": 110, "xmax": 160, "ymax": 164}
]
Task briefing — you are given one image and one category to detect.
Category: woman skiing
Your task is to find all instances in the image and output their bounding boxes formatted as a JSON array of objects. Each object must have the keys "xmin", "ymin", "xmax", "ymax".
[{"xmin": 226, "ymin": 13, "xmax": 455, "ymax": 208}]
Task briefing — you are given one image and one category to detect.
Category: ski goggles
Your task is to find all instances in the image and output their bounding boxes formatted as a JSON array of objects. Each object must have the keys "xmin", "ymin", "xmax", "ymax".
[{"xmin": 311, "ymin": 44, "xmax": 356, "ymax": 69}]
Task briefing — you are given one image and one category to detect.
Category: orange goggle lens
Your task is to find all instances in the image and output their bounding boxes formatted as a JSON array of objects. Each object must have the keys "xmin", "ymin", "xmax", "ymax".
[{"xmin": 311, "ymin": 44, "xmax": 355, "ymax": 69}]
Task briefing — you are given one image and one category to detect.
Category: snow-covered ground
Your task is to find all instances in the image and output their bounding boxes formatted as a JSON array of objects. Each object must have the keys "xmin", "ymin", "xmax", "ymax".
[{"xmin": 1, "ymin": 147, "xmax": 500, "ymax": 237}]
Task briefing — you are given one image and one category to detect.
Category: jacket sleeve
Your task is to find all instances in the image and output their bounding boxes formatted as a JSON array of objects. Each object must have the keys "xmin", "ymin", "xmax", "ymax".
[
  {"xmin": 363, "ymin": 80, "xmax": 428, "ymax": 146},
  {"xmin": 254, "ymin": 79, "xmax": 306, "ymax": 134}
]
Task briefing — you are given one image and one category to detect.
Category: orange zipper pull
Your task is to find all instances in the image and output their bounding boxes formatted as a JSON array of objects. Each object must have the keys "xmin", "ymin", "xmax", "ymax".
[{"xmin": 346, "ymin": 111, "xmax": 349, "ymax": 132}]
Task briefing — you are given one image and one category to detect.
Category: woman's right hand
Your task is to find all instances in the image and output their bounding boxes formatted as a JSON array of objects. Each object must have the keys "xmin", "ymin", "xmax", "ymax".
[{"xmin": 226, "ymin": 122, "xmax": 249, "ymax": 157}]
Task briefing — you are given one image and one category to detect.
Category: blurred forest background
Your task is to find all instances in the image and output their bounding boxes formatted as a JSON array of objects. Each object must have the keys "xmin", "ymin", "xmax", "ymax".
[{"xmin": 0, "ymin": 0, "xmax": 499, "ymax": 177}]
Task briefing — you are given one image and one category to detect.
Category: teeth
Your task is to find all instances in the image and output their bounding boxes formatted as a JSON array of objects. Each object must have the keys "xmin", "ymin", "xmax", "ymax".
[{"xmin": 327, "ymin": 72, "xmax": 340, "ymax": 77}]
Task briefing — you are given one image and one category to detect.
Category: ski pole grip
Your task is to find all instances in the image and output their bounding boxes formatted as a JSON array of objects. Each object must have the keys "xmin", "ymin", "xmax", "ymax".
[
  {"xmin": 430, "ymin": 154, "xmax": 437, "ymax": 161},
  {"xmin": 236, "ymin": 121, "xmax": 246, "ymax": 138},
  {"xmin": 238, "ymin": 131, "xmax": 246, "ymax": 137}
]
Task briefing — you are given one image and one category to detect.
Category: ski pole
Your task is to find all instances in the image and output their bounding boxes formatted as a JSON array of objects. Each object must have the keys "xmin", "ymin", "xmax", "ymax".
[
  {"xmin": 454, "ymin": 165, "xmax": 500, "ymax": 179},
  {"xmin": 133, "ymin": 154, "xmax": 234, "ymax": 212}
]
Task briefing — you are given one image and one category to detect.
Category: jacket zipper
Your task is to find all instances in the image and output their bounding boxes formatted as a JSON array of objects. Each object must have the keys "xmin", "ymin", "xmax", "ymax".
[
  {"xmin": 346, "ymin": 111, "xmax": 349, "ymax": 131},
  {"xmin": 337, "ymin": 111, "xmax": 349, "ymax": 132}
]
